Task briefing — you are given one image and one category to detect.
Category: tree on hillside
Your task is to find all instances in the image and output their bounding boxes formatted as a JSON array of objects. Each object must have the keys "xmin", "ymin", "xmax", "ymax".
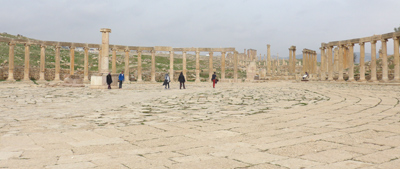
[{"xmin": 395, "ymin": 26, "xmax": 400, "ymax": 32}]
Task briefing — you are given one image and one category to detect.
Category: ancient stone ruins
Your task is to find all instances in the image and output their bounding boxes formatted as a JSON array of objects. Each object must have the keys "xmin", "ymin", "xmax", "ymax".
[{"xmin": 1, "ymin": 29, "xmax": 400, "ymax": 168}]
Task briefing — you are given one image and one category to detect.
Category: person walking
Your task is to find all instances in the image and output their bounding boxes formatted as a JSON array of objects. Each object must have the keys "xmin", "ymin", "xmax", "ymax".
[
  {"xmin": 211, "ymin": 72, "xmax": 218, "ymax": 88},
  {"xmin": 178, "ymin": 72, "xmax": 186, "ymax": 89},
  {"xmin": 163, "ymin": 73, "xmax": 170, "ymax": 89},
  {"xmin": 118, "ymin": 71, "xmax": 125, "ymax": 89},
  {"xmin": 106, "ymin": 72, "xmax": 113, "ymax": 89}
]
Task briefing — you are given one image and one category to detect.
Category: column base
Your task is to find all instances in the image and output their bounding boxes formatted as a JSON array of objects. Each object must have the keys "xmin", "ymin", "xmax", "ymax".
[
  {"xmin": 195, "ymin": 79, "xmax": 201, "ymax": 83},
  {"xmin": 83, "ymin": 79, "xmax": 90, "ymax": 84},
  {"xmin": 357, "ymin": 79, "xmax": 367, "ymax": 83},
  {"xmin": 347, "ymin": 78, "xmax": 356, "ymax": 82},
  {"xmin": 368, "ymin": 79, "xmax": 379, "ymax": 83}
]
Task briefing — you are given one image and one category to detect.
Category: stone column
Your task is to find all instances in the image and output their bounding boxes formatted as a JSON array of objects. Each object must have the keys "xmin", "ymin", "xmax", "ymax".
[
  {"xmin": 334, "ymin": 48, "xmax": 339, "ymax": 72},
  {"xmin": 151, "ymin": 50, "xmax": 156, "ymax": 82},
  {"xmin": 234, "ymin": 51, "xmax": 238, "ymax": 81},
  {"xmin": 320, "ymin": 47, "xmax": 325, "ymax": 80},
  {"xmin": 169, "ymin": 51, "xmax": 174, "ymax": 82},
  {"xmin": 137, "ymin": 50, "xmax": 143, "ymax": 82},
  {"xmin": 55, "ymin": 46, "xmax": 61, "ymax": 81},
  {"xmin": 195, "ymin": 51, "xmax": 200, "ymax": 82},
  {"xmin": 182, "ymin": 51, "xmax": 187, "ymax": 78},
  {"xmin": 209, "ymin": 51, "xmax": 213, "ymax": 82},
  {"xmin": 124, "ymin": 49, "xmax": 130, "ymax": 82},
  {"xmin": 267, "ymin": 44, "xmax": 271, "ymax": 75},
  {"xmin": 292, "ymin": 48, "xmax": 296, "ymax": 74},
  {"xmin": 359, "ymin": 42, "xmax": 366, "ymax": 82},
  {"xmin": 370, "ymin": 41, "xmax": 378, "ymax": 82},
  {"xmin": 7, "ymin": 42, "xmax": 15, "ymax": 81},
  {"xmin": 302, "ymin": 50, "xmax": 306, "ymax": 73},
  {"xmin": 23, "ymin": 43, "xmax": 30, "ymax": 81},
  {"xmin": 338, "ymin": 45, "xmax": 344, "ymax": 81},
  {"xmin": 38, "ymin": 45, "xmax": 46, "ymax": 81},
  {"xmin": 98, "ymin": 48, "xmax": 102, "ymax": 73},
  {"xmin": 394, "ymin": 36, "xmax": 400, "ymax": 81},
  {"xmin": 70, "ymin": 47, "xmax": 75, "ymax": 75},
  {"xmin": 327, "ymin": 46, "xmax": 334, "ymax": 81},
  {"xmin": 84, "ymin": 47, "xmax": 90, "ymax": 83},
  {"xmin": 221, "ymin": 52, "xmax": 226, "ymax": 80},
  {"xmin": 112, "ymin": 48, "xmax": 117, "ymax": 73},
  {"xmin": 100, "ymin": 28, "xmax": 111, "ymax": 73},
  {"xmin": 381, "ymin": 39, "xmax": 389, "ymax": 82},
  {"xmin": 288, "ymin": 47, "xmax": 293, "ymax": 74},
  {"xmin": 347, "ymin": 44, "xmax": 355, "ymax": 82}
]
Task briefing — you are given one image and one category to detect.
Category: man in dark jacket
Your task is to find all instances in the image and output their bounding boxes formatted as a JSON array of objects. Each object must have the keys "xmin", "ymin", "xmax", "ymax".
[
  {"xmin": 211, "ymin": 72, "xmax": 217, "ymax": 88},
  {"xmin": 178, "ymin": 72, "xmax": 185, "ymax": 89},
  {"xmin": 106, "ymin": 72, "xmax": 113, "ymax": 89}
]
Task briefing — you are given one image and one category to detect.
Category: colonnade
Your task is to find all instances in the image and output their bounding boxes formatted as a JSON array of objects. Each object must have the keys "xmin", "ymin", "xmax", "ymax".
[
  {"xmin": 0, "ymin": 36, "xmax": 239, "ymax": 83},
  {"xmin": 320, "ymin": 31, "xmax": 400, "ymax": 82},
  {"xmin": 302, "ymin": 49, "xmax": 317, "ymax": 74}
]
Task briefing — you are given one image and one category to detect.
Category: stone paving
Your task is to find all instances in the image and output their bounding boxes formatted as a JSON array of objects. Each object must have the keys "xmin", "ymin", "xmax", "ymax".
[{"xmin": 0, "ymin": 81, "xmax": 400, "ymax": 169}]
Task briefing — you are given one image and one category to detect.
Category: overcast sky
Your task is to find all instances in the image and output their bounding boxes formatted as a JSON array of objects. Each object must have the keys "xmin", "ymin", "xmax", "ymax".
[{"xmin": 1, "ymin": 0, "xmax": 399, "ymax": 58}]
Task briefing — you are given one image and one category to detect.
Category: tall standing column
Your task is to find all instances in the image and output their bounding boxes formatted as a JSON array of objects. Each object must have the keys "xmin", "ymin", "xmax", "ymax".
[
  {"xmin": 39, "ymin": 45, "xmax": 46, "ymax": 81},
  {"xmin": 370, "ymin": 41, "xmax": 378, "ymax": 82},
  {"xmin": 338, "ymin": 45, "xmax": 344, "ymax": 81},
  {"xmin": 209, "ymin": 51, "xmax": 213, "ymax": 82},
  {"xmin": 267, "ymin": 44, "xmax": 271, "ymax": 75},
  {"xmin": 112, "ymin": 48, "xmax": 117, "ymax": 73},
  {"xmin": 151, "ymin": 50, "xmax": 156, "ymax": 82},
  {"xmin": 182, "ymin": 51, "xmax": 187, "ymax": 78},
  {"xmin": 55, "ymin": 46, "xmax": 61, "ymax": 81},
  {"xmin": 320, "ymin": 47, "xmax": 325, "ymax": 80},
  {"xmin": 327, "ymin": 46, "xmax": 333, "ymax": 81},
  {"xmin": 221, "ymin": 52, "xmax": 226, "ymax": 80},
  {"xmin": 195, "ymin": 51, "xmax": 200, "ymax": 82},
  {"xmin": 98, "ymin": 48, "xmax": 102, "ymax": 73},
  {"xmin": 359, "ymin": 42, "xmax": 366, "ymax": 82},
  {"xmin": 288, "ymin": 48, "xmax": 293, "ymax": 74},
  {"xmin": 124, "ymin": 49, "xmax": 130, "ymax": 82},
  {"xmin": 292, "ymin": 48, "xmax": 296, "ymax": 74},
  {"xmin": 348, "ymin": 44, "xmax": 355, "ymax": 82},
  {"xmin": 302, "ymin": 50, "xmax": 306, "ymax": 73},
  {"xmin": 394, "ymin": 36, "xmax": 400, "ymax": 81},
  {"xmin": 7, "ymin": 42, "xmax": 15, "ymax": 81},
  {"xmin": 137, "ymin": 50, "xmax": 142, "ymax": 82},
  {"xmin": 100, "ymin": 28, "xmax": 111, "ymax": 74},
  {"xmin": 381, "ymin": 39, "xmax": 389, "ymax": 82},
  {"xmin": 234, "ymin": 51, "xmax": 238, "ymax": 82},
  {"xmin": 23, "ymin": 43, "xmax": 30, "ymax": 81},
  {"xmin": 83, "ymin": 47, "xmax": 89, "ymax": 83},
  {"xmin": 70, "ymin": 47, "xmax": 75, "ymax": 75}
]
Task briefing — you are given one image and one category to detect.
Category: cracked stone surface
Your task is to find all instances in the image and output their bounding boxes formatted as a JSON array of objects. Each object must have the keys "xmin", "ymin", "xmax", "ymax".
[{"xmin": 0, "ymin": 81, "xmax": 400, "ymax": 168}]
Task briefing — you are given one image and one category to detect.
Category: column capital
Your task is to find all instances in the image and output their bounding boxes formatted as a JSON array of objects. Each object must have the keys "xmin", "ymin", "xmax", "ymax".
[
  {"xmin": 112, "ymin": 48, "xmax": 117, "ymax": 51},
  {"xmin": 371, "ymin": 40, "xmax": 377, "ymax": 44},
  {"xmin": 70, "ymin": 46, "xmax": 76, "ymax": 49},
  {"xmin": 347, "ymin": 43, "xmax": 354, "ymax": 47},
  {"xmin": 100, "ymin": 28, "xmax": 111, "ymax": 33},
  {"xmin": 151, "ymin": 50, "xmax": 155, "ymax": 53},
  {"xmin": 195, "ymin": 51, "xmax": 200, "ymax": 54},
  {"xmin": 380, "ymin": 38, "xmax": 388, "ymax": 42},
  {"xmin": 40, "ymin": 45, "xmax": 46, "ymax": 48},
  {"xmin": 267, "ymin": 44, "xmax": 270, "ymax": 48},
  {"xmin": 124, "ymin": 49, "xmax": 130, "ymax": 52},
  {"xmin": 393, "ymin": 36, "xmax": 399, "ymax": 40},
  {"xmin": 24, "ymin": 43, "xmax": 31, "ymax": 47},
  {"xmin": 182, "ymin": 51, "xmax": 187, "ymax": 54},
  {"xmin": 8, "ymin": 42, "xmax": 16, "ymax": 46},
  {"xmin": 55, "ymin": 45, "xmax": 61, "ymax": 49},
  {"xmin": 221, "ymin": 51, "xmax": 226, "ymax": 54},
  {"xmin": 84, "ymin": 47, "xmax": 90, "ymax": 50},
  {"xmin": 359, "ymin": 42, "xmax": 365, "ymax": 46},
  {"xmin": 137, "ymin": 50, "xmax": 142, "ymax": 53}
]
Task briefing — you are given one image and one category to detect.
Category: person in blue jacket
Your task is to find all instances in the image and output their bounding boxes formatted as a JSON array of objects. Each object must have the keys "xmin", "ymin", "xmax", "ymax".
[{"xmin": 118, "ymin": 71, "xmax": 125, "ymax": 89}]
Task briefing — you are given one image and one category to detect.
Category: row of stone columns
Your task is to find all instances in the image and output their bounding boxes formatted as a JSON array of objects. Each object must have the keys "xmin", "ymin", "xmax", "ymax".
[
  {"xmin": 302, "ymin": 49, "xmax": 317, "ymax": 74},
  {"xmin": 321, "ymin": 34, "xmax": 400, "ymax": 82},
  {"xmin": 5, "ymin": 44, "xmax": 239, "ymax": 82}
]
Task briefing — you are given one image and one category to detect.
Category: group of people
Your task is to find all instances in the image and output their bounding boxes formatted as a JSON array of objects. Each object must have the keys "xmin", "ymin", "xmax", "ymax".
[{"xmin": 106, "ymin": 71, "xmax": 219, "ymax": 89}]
